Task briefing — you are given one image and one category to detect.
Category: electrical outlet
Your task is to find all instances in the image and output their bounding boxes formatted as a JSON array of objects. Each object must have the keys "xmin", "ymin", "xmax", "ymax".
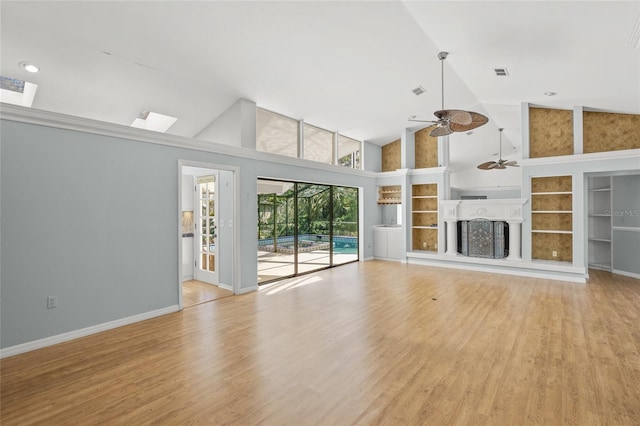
[
  {"xmin": 552, "ymin": 250, "xmax": 558, "ymax": 257},
  {"xmin": 434, "ymin": 243, "xmax": 437, "ymax": 249},
  {"xmin": 423, "ymin": 242, "xmax": 427, "ymax": 248},
  {"xmin": 47, "ymin": 296, "xmax": 57, "ymax": 309}
]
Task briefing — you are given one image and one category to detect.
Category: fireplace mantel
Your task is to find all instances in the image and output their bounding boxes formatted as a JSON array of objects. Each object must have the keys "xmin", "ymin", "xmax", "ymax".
[
  {"xmin": 440, "ymin": 199, "xmax": 528, "ymax": 222},
  {"xmin": 440, "ymin": 199, "xmax": 529, "ymax": 260}
]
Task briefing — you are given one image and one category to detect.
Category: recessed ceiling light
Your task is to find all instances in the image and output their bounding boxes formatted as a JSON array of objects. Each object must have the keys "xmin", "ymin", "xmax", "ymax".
[
  {"xmin": 545, "ymin": 91, "xmax": 557, "ymax": 96},
  {"xmin": 19, "ymin": 61, "xmax": 39, "ymax": 73}
]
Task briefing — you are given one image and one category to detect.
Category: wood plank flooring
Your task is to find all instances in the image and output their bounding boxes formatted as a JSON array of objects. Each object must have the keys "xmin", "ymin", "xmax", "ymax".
[
  {"xmin": 2, "ymin": 262, "xmax": 640, "ymax": 425},
  {"xmin": 182, "ymin": 280, "xmax": 233, "ymax": 307}
]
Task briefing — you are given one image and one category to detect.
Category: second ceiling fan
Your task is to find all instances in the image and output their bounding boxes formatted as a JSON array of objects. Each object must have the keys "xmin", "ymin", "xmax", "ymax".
[
  {"xmin": 477, "ymin": 128, "xmax": 519, "ymax": 170},
  {"xmin": 409, "ymin": 51, "xmax": 489, "ymax": 137}
]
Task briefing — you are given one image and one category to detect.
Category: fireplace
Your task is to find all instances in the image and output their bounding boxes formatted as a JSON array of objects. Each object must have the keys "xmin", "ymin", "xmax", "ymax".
[
  {"xmin": 458, "ymin": 219, "xmax": 509, "ymax": 259},
  {"xmin": 441, "ymin": 199, "xmax": 527, "ymax": 261}
]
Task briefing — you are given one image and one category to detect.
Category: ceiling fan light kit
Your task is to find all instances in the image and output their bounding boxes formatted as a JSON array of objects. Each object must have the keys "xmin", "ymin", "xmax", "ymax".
[
  {"xmin": 477, "ymin": 128, "xmax": 519, "ymax": 170},
  {"xmin": 408, "ymin": 51, "xmax": 489, "ymax": 137}
]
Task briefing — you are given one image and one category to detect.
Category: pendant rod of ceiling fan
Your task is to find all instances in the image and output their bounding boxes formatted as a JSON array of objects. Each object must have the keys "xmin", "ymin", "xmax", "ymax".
[
  {"xmin": 441, "ymin": 55, "xmax": 445, "ymax": 111},
  {"xmin": 499, "ymin": 128, "xmax": 503, "ymax": 160}
]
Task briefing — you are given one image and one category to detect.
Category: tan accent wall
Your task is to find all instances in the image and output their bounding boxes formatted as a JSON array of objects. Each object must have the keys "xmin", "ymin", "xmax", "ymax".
[
  {"xmin": 412, "ymin": 228, "xmax": 438, "ymax": 251},
  {"xmin": 583, "ymin": 111, "xmax": 640, "ymax": 153},
  {"xmin": 412, "ymin": 212, "xmax": 438, "ymax": 227},
  {"xmin": 412, "ymin": 183, "xmax": 437, "ymax": 196},
  {"xmin": 529, "ymin": 108, "xmax": 573, "ymax": 158},
  {"xmin": 531, "ymin": 194, "xmax": 572, "ymax": 211},
  {"xmin": 381, "ymin": 139, "xmax": 401, "ymax": 172},
  {"xmin": 531, "ymin": 176, "xmax": 572, "ymax": 193},
  {"xmin": 414, "ymin": 127, "xmax": 438, "ymax": 168},
  {"xmin": 532, "ymin": 233, "xmax": 572, "ymax": 262},
  {"xmin": 412, "ymin": 197, "xmax": 438, "ymax": 212},
  {"xmin": 532, "ymin": 214, "xmax": 572, "ymax": 232}
]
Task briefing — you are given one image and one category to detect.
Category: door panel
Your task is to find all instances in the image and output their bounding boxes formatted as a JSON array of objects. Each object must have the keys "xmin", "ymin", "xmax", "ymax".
[{"xmin": 195, "ymin": 174, "xmax": 218, "ymax": 284}]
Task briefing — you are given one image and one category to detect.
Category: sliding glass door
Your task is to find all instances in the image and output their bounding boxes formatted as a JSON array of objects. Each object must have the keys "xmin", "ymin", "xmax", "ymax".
[
  {"xmin": 332, "ymin": 186, "xmax": 359, "ymax": 265},
  {"xmin": 297, "ymin": 184, "xmax": 331, "ymax": 274},
  {"xmin": 257, "ymin": 179, "xmax": 359, "ymax": 284}
]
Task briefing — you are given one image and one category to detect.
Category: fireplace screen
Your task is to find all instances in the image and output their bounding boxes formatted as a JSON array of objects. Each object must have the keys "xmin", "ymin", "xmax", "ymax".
[{"xmin": 460, "ymin": 219, "xmax": 507, "ymax": 259}]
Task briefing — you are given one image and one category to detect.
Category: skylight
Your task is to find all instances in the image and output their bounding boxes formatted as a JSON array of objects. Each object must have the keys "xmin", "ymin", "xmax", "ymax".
[
  {"xmin": 130, "ymin": 111, "xmax": 177, "ymax": 133},
  {"xmin": 0, "ymin": 76, "xmax": 38, "ymax": 107}
]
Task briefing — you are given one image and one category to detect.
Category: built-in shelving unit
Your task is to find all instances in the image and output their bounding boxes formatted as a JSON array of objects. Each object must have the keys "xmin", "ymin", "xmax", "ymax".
[
  {"xmin": 411, "ymin": 183, "xmax": 438, "ymax": 251},
  {"xmin": 377, "ymin": 185, "xmax": 401, "ymax": 204},
  {"xmin": 531, "ymin": 176, "xmax": 573, "ymax": 262},
  {"xmin": 588, "ymin": 176, "xmax": 612, "ymax": 271}
]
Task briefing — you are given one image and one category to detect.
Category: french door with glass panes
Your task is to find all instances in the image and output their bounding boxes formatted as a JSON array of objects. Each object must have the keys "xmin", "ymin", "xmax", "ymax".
[{"xmin": 194, "ymin": 174, "xmax": 218, "ymax": 284}]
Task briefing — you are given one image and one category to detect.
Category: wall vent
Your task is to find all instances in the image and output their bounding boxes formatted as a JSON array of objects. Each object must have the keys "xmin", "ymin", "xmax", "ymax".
[
  {"xmin": 494, "ymin": 68, "xmax": 509, "ymax": 76},
  {"xmin": 412, "ymin": 86, "xmax": 426, "ymax": 96}
]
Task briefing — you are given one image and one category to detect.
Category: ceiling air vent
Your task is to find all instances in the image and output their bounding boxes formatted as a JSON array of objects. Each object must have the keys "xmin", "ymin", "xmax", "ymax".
[
  {"xmin": 412, "ymin": 86, "xmax": 426, "ymax": 96},
  {"xmin": 494, "ymin": 68, "xmax": 509, "ymax": 76}
]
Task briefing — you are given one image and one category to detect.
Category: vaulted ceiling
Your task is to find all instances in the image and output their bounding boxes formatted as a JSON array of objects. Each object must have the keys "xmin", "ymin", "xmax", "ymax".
[{"xmin": 1, "ymin": 1, "xmax": 638, "ymax": 177}]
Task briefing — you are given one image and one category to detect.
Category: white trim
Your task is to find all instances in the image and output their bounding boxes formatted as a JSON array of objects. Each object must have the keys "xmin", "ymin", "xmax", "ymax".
[
  {"xmin": 0, "ymin": 305, "xmax": 180, "ymax": 359},
  {"xmin": 521, "ymin": 102, "xmax": 530, "ymax": 159},
  {"xmin": 612, "ymin": 269, "xmax": 640, "ymax": 280},
  {"xmin": 377, "ymin": 168, "xmax": 409, "ymax": 178},
  {"xmin": 179, "ymin": 160, "xmax": 241, "ymax": 297},
  {"xmin": 406, "ymin": 253, "xmax": 586, "ymax": 283},
  {"xmin": 0, "ymin": 104, "xmax": 377, "ymax": 178},
  {"xmin": 218, "ymin": 283, "xmax": 233, "ymax": 292},
  {"xmin": 363, "ymin": 256, "xmax": 375, "ymax": 261},
  {"xmin": 573, "ymin": 106, "xmax": 584, "ymax": 155},
  {"xmin": 407, "ymin": 166, "xmax": 448, "ymax": 176},
  {"xmin": 237, "ymin": 285, "xmax": 259, "ymax": 294},
  {"xmin": 450, "ymin": 185, "xmax": 521, "ymax": 192},
  {"xmin": 520, "ymin": 148, "xmax": 640, "ymax": 166},
  {"xmin": 612, "ymin": 226, "xmax": 640, "ymax": 232}
]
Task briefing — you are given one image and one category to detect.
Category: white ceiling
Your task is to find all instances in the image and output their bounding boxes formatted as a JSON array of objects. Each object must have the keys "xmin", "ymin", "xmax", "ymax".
[{"xmin": 1, "ymin": 1, "xmax": 639, "ymax": 176}]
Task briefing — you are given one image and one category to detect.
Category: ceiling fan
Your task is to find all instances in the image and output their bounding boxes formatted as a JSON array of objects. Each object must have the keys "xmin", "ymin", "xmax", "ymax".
[
  {"xmin": 477, "ymin": 128, "xmax": 519, "ymax": 170},
  {"xmin": 409, "ymin": 51, "xmax": 489, "ymax": 137}
]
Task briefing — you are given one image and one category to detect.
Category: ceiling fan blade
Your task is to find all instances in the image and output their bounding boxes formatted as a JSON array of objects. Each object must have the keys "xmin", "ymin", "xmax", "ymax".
[
  {"xmin": 434, "ymin": 109, "xmax": 472, "ymax": 126},
  {"xmin": 494, "ymin": 164, "xmax": 507, "ymax": 169},
  {"xmin": 503, "ymin": 160, "xmax": 518, "ymax": 166},
  {"xmin": 449, "ymin": 111, "xmax": 490, "ymax": 132},
  {"xmin": 507, "ymin": 164, "xmax": 520, "ymax": 167},
  {"xmin": 477, "ymin": 161, "xmax": 497, "ymax": 170},
  {"xmin": 429, "ymin": 123, "xmax": 453, "ymax": 137},
  {"xmin": 487, "ymin": 162, "xmax": 500, "ymax": 169}
]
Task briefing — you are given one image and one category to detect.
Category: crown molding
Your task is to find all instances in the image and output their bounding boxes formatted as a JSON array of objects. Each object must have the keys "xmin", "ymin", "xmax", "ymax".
[
  {"xmin": 0, "ymin": 103, "xmax": 378, "ymax": 178},
  {"xmin": 519, "ymin": 149, "xmax": 640, "ymax": 167}
]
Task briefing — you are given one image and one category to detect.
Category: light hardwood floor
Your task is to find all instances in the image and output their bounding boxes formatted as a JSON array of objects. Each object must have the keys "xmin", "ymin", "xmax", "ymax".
[
  {"xmin": 182, "ymin": 280, "xmax": 234, "ymax": 307},
  {"xmin": 2, "ymin": 262, "xmax": 640, "ymax": 425}
]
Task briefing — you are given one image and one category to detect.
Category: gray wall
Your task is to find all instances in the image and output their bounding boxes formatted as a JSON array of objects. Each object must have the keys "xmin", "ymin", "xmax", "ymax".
[{"xmin": 1, "ymin": 120, "xmax": 377, "ymax": 348}]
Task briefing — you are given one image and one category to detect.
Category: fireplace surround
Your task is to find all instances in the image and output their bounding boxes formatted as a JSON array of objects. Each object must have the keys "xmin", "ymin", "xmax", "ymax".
[{"xmin": 441, "ymin": 199, "xmax": 528, "ymax": 261}]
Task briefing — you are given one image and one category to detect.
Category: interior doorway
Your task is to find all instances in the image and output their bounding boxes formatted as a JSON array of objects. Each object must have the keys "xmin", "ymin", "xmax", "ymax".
[{"xmin": 179, "ymin": 162, "xmax": 238, "ymax": 308}]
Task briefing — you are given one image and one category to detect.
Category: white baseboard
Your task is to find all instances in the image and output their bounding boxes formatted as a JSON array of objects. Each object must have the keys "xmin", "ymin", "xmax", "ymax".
[
  {"xmin": 237, "ymin": 285, "xmax": 258, "ymax": 294},
  {"xmin": 181, "ymin": 275, "xmax": 194, "ymax": 281},
  {"xmin": 362, "ymin": 257, "xmax": 375, "ymax": 261},
  {"xmin": 218, "ymin": 283, "xmax": 233, "ymax": 292},
  {"xmin": 406, "ymin": 257, "xmax": 586, "ymax": 283},
  {"xmin": 0, "ymin": 305, "xmax": 180, "ymax": 359},
  {"xmin": 612, "ymin": 269, "xmax": 640, "ymax": 280}
]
